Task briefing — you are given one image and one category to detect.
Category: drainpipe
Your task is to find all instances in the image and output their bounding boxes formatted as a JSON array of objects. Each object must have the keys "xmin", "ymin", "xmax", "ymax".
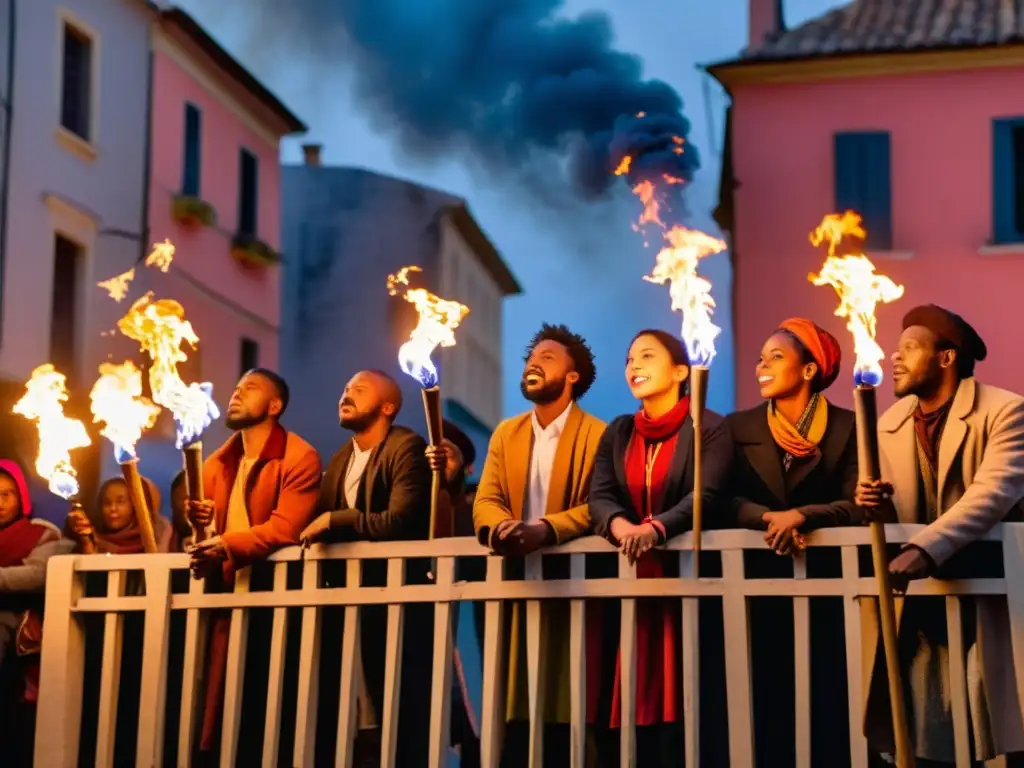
[
  {"xmin": 0, "ymin": 0, "xmax": 17, "ymax": 341},
  {"xmin": 138, "ymin": 46, "xmax": 153, "ymax": 262}
]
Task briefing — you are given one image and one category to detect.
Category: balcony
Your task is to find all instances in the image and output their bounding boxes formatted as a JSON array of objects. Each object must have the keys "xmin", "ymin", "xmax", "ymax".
[{"xmin": 34, "ymin": 524, "xmax": 1024, "ymax": 767}]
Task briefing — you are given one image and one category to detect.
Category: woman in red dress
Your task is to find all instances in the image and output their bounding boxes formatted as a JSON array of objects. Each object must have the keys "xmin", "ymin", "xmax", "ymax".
[{"xmin": 587, "ymin": 329, "xmax": 734, "ymax": 765}]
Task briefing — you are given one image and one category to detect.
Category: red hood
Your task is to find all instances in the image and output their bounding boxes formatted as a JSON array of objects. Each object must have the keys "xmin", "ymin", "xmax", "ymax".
[{"xmin": 0, "ymin": 459, "xmax": 32, "ymax": 518}]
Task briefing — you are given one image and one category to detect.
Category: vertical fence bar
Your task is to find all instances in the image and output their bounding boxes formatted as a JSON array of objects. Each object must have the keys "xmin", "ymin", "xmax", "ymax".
[
  {"xmin": 335, "ymin": 559, "xmax": 363, "ymax": 768},
  {"xmin": 480, "ymin": 556, "xmax": 507, "ymax": 768},
  {"xmin": 721, "ymin": 549, "xmax": 754, "ymax": 768},
  {"xmin": 293, "ymin": 559, "xmax": 323, "ymax": 768},
  {"xmin": 568, "ymin": 554, "xmax": 587, "ymax": 768},
  {"xmin": 618, "ymin": 556, "xmax": 638, "ymax": 768},
  {"xmin": 178, "ymin": 571, "xmax": 209, "ymax": 767},
  {"xmin": 262, "ymin": 562, "xmax": 291, "ymax": 767},
  {"xmin": 380, "ymin": 558, "xmax": 407, "ymax": 768},
  {"xmin": 95, "ymin": 570, "xmax": 127, "ymax": 768},
  {"xmin": 793, "ymin": 556, "xmax": 812, "ymax": 768},
  {"xmin": 136, "ymin": 565, "xmax": 173, "ymax": 766},
  {"xmin": 219, "ymin": 569, "xmax": 252, "ymax": 767},
  {"xmin": 841, "ymin": 545, "xmax": 868, "ymax": 768},
  {"xmin": 524, "ymin": 554, "xmax": 547, "ymax": 768},
  {"xmin": 680, "ymin": 550, "xmax": 700, "ymax": 768},
  {"xmin": 428, "ymin": 557, "xmax": 457, "ymax": 768}
]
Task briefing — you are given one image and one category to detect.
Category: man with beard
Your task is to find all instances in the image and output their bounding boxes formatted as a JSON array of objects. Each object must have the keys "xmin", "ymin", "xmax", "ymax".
[
  {"xmin": 855, "ymin": 305, "xmax": 1024, "ymax": 766},
  {"xmin": 473, "ymin": 323, "xmax": 604, "ymax": 764},
  {"xmin": 185, "ymin": 368, "xmax": 322, "ymax": 762},
  {"xmin": 299, "ymin": 369, "xmax": 433, "ymax": 767}
]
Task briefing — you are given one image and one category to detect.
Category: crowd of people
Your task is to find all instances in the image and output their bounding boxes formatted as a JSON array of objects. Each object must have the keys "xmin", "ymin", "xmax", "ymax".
[{"xmin": 0, "ymin": 303, "xmax": 1022, "ymax": 767}]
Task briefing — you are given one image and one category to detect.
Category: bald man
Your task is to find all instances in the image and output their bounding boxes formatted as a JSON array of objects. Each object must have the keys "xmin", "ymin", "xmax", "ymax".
[{"xmin": 300, "ymin": 369, "xmax": 433, "ymax": 766}]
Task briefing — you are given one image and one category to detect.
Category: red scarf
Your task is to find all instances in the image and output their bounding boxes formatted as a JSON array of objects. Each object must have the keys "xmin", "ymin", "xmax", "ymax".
[
  {"xmin": 625, "ymin": 397, "xmax": 691, "ymax": 527},
  {"xmin": 0, "ymin": 517, "xmax": 45, "ymax": 567},
  {"xmin": 95, "ymin": 524, "xmax": 146, "ymax": 555}
]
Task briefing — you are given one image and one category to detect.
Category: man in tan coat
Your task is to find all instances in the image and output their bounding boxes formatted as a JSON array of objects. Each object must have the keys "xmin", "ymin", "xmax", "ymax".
[
  {"xmin": 472, "ymin": 323, "xmax": 604, "ymax": 764},
  {"xmin": 856, "ymin": 305, "xmax": 1024, "ymax": 765}
]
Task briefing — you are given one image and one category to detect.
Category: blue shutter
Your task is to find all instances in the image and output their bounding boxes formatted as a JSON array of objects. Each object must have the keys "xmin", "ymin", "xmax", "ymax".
[
  {"xmin": 993, "ymin": 118, "xmax": 1020, "ymax": 244},
  {"xmin": 833, "ymin": 133, "xmax": 862, "ymax": 214},
  {"xmin": 238, "ymin": 149, "xmax": 259, "ymax": 237},
  {"xmin": 182, "ymin": 104, "xmax": 201, "ymax": 197},
  {"xmin": 860, "ymin": 132, "xmax": 892, "ymax": 251},
  {"xmin": 834, "ymin": 131, "xmax": 892, "ymax": 250}
]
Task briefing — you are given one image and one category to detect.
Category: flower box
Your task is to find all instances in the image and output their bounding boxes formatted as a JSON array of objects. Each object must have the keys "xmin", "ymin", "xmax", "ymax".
[
  {"xmin": 171, "ymin": 195, "xmax": 217, "ymax": 230},
  {"xmin": 231, "ymin": 233, "xmax": 281, "ymax": 269}
]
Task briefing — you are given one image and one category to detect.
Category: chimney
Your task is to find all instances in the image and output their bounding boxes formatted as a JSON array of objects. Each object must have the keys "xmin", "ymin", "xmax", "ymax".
[
  {"xmin": 749, "ymin": 0, "xmax": 785, "ymax": 49},
  {"xmin": 302, "ymin": 143, "xmax": 322, "ymax": 167}
]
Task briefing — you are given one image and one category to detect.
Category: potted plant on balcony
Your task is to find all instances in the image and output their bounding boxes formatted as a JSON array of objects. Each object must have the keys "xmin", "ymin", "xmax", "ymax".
[
  {"xmin": 231, "ymin": 232, "xmax": 281, "ymax": 270},
  {"xmin": 171, "ymin": 195, "xmax": 217, "ymax": 230}
]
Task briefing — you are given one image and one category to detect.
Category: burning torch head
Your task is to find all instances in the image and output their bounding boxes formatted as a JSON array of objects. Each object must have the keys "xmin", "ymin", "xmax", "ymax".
[
  {"xmin": 339, "ymin": 370, "xmax": 402, "ymax": 432},
  {"xmin": 521, "ymin": 324, "xmax": 596, "ymax": 405},
  {"xmin": 626, "ymin": 329, "xmax": 691, "ymax": 402}
]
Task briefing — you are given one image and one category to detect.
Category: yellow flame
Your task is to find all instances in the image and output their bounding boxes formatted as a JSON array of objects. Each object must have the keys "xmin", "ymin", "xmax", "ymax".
[
  {"xmin": 387, "ymin": 266, "xmax": 470, "ymax": 387},
  {"xmin": 89, "ymin": 361, "xmax": 161, "ymax": 460},
  {"xmin": 644, "ymin": 226, "xmax": 727, "ymax": 366},
  {"xmin": 807, "ymin": 212, "xmax": 905, "ymax": 384},
  {"xmin": 145, "ymin": 239, "xmax": 175, "ymax": 272},
  {"xmin": 116, "ymin": 292, "xmax": 219, "ymax": 447},
  {"xmin": 12, "ymin": 364, "xmax": 91, "ymax": 498},
  {"xmin": 97, "ymin": 269, "xmax": 136, "ymax": 302},
  {"xmin": 614, "ymin": 156, "xmax": 632, "ymax": 176}
]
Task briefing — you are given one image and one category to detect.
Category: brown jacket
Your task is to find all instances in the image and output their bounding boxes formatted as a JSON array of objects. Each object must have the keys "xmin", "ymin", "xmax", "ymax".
[
  {"xmin": 207, "ymin": 422, "xmax": 322, "ymax": 570},
  {"xmin": 473, "ymin": 404, "xmax": 605, "ymax": 544},
  {"xmin": 864, "ymin": 377, "xmax": 1024, "ymax": 759}
]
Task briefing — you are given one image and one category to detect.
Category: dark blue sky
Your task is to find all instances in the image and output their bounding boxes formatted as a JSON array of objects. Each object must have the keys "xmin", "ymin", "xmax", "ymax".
[{"xmin": 180, "ymin": 0, "xmax": 846, "ymax": 422}]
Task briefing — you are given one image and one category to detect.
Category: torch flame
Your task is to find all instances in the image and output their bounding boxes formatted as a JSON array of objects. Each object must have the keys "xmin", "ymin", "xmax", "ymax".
[
  {"xmin": 117, "ymin": 292, "xmax": 220, "ymax": 447},
  {"xmin": 12, "ymin": 364, "xmax": 91, "ymax": 499},
  {"xmin": 644, "ymin": 226, "xmax": 727, "ymax": 366},
  {"xmin": 807, "ymin": 212, "xmax": 905, "ymax": 386},
  {"xmin": 145, "ymin": 239, "xmax": 175, "ymax": 272},
  {"xmin": 89, "ymin": 361, "xmax": 161, "ymax": 462},
  {"xmin": 387, "ymin": 266, "xmax": 470, "ymax": 388},
  {"xmin": 96, "ymin": 239, "xmax": 177, "ymax": 302}
]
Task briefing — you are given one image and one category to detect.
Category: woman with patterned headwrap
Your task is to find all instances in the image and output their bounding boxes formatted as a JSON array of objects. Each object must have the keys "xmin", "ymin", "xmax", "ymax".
[{"xmin": 725, "ymin": 317, "xmax": 861, "ymax": 767}]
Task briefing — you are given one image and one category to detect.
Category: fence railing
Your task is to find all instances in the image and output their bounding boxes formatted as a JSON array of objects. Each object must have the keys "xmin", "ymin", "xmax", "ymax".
[{"xmin": 33, "ymin": 524, "xmax": 1024, "ymax": 768}]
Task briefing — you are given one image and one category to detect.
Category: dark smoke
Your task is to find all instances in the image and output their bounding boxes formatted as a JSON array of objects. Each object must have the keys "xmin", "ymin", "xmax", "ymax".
[{"xmin": 239, "ymin": 0, "xmax": 700, "ymax": 199}]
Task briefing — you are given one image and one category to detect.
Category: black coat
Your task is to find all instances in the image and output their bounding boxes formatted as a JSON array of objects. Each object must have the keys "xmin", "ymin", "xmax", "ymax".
[
  {"xmin": 725, "ymin": 401, "xmax": 861, "ymax": 530},
  {"xmin": 589, "ymin": 410, "xmax": 734, "ymax": 539}
]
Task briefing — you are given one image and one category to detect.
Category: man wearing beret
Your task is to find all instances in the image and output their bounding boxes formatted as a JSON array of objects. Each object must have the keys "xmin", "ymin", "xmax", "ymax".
[{"xmin": 856, "ymin": 305, "xmax": 1024, "ymax": 764}]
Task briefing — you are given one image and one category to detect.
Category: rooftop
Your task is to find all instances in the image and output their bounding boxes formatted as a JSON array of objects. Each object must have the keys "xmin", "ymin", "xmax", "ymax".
[{"xmin": 713, "ymin": 0, "xmax": 1024, "ymax": 69}]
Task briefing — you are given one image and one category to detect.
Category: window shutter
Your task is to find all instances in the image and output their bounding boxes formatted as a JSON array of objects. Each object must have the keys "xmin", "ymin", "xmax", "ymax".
[
  {"xmin": 60, "ymin": 26, "xmax": 92, "ymax": 140},
  {"xmin": 833, "ymin": 133, "xmax": 862, "ymax": 215},
  {"xmin": 182, "ymin": 105, "xmax": 201, "ymax": 196},
  {"xmin": 238, "ymin": 150, "xmax": 259, "ymax": 237},
  {"xmin": 860, "ymin": 132, "xmax": 893, "ymax": 251},
  {"xmin": 993, "ymin": 118, "xmax": 1024, "ymax": 244}
]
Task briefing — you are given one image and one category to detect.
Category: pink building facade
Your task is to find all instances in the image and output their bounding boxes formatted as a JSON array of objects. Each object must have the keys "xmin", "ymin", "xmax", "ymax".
[
  {"xmin": 710, "ymin": 0, "xmax": 1024, "ymax": 412},
  {"xmin": 146, "ymin": 9, "xmax": 305, "ymax": 450}
]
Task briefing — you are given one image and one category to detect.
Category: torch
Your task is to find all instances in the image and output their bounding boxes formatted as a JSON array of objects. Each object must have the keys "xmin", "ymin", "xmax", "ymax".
[
  {"xmin": 809, "ymin": 212, "xmax": 914, "ymax": 767},
  {"xmin": 12, "ymin": 364, "xmax": 92, "ymax": 543},
  {"xmin": 90, "ymin": 361, "xmax": 162, "ymax": 554},
  {"xmin": 387, "ymin": 266, "xmax": 470, "ymax": 539},
  {"xmin": 643, "ymin": 226, "xmax": 727, "ymax": 577},
  {"xmin": 114, "ymin": 291, "xmax": 220, "ymax": 544}
]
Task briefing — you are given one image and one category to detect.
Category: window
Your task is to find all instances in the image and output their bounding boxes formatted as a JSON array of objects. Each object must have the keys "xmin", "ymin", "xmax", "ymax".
[
  {"xmin": 833, "ymin": 131, "xmax": 892, "ymax": 250},
  {"xmin": 51, "ymin": 235, "xmax": 81, "ymax": 384},
  {"xmin": 239, "ymin": 337, "xmax": 259, "ymax": 377},
  {"xmin": 60, "ymin": 22, "xmax": 93, "ymax": 141},
  {"xmin": 993, "ymin": 118, "xmax": 1024, "ymax": 244},
  {"xmin": 238, "ymin": 149, "xmax": 258, "ymax": 237},
  {"xmin": 182, "ymin": 104, "xmax": 202, "ymax": 196}
]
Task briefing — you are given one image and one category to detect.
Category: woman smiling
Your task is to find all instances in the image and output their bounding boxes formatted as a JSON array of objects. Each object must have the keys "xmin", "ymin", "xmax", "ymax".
[
  {"xmin": 726, "ymin": 317, "xmax": 860, "ymax": 767},
  {"xmin": 587, "ymin": 328, "xmax": 733, "ymax": 765}
]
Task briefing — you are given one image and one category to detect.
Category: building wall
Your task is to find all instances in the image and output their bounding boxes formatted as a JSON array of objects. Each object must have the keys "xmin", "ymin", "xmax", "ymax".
[
  {"xmin": 146, "ymin": 27, "xmax": 283, "ymax": 450},
  {"xmin": 0, "ymin": 0, "xmax": 151, "ymax": 520},
  {"xmin": 280, "ymin": 166, "xmax": 511, "ymax": 464},
  {"xmin": 730, "ymin": 63, "xmax": 1024, "ymax": 411}
]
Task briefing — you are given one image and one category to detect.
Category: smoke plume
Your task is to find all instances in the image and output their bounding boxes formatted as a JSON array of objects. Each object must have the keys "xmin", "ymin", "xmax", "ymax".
[{"xmin": 238, "ymin": 0, "xmax": 700, "ymax": 200}]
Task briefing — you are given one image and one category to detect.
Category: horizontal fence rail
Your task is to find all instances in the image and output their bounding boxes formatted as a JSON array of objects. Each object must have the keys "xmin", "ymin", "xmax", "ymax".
[{"xmin": 33, "ymin": 524, "xmax": 1024, "ymax": 768}]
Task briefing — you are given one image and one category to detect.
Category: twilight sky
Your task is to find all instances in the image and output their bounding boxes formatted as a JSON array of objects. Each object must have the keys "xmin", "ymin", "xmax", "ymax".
[{"xmin": 177, "ymin": 0, "xmax": 847, "ymax": 423}]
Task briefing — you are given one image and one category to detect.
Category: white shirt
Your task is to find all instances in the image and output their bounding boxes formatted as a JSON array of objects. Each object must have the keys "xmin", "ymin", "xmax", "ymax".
[
  {"xmin": 344, "ymin": 441, "xmax": 372, "ymax": 509},
  {"xmin": 525, "ymin": 403, "xmax": 573, "ymax": 522}
]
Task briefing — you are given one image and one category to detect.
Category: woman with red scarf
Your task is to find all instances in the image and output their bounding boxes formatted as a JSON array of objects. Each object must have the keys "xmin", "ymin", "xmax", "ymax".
[
  {"xmin": 726, "ymin": 317, "xmax": 860, "ymax": 768},
  {"xmin": 66, "ymin": 475, "xmax": 170, "ymax": 554},
  {"xmin": 588, "ymin": 329, "xmax": 734, "ymax": 765},
  {"xmin": 0, "ymin": 459, "xmax": 72, "ymax": 764}
]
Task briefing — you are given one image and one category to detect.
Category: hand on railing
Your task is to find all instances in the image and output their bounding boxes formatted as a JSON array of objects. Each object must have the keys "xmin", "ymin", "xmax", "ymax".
[
  {"xmin": 854, "ymin": 480, "xmax": 897, "ymax": 523},
  {"xmin": 491, "ymin": 519, "xmax": 551, "ymax": 556},
  {"xmin": 609, "ymin": 517, "xmax": 659, "ymax": 565},
  {"xmin": 299, "ymin": 512, "xmax": 331, "ymax": 547},
  {"xmin": 763, "ymin": 510, "xmax": 807, "ymax": 556},
  {"xmin": 188, "ymin": 536, "xmax": 227, "ymax": 579}
]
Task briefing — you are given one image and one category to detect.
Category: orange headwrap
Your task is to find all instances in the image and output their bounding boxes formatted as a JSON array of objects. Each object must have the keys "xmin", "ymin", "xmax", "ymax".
[{"xmin": 777, "ymin": 318, "xmax": 842, "ymax": 391}]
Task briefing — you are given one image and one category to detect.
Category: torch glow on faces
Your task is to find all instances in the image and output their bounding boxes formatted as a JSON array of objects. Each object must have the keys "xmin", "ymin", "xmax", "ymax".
[
  {"xmin": 387, "ymin": 265, "xmax": 470, "ymax": 540},
  {"xmin": 808, "ymin": 211, "xmax": 913, "ymax": 768},
  {"xmin": 89, "ymin": 361, "xmax": 162, "ymax": 553},
  {"xmin": 116, "ymin": 291, "xmax": 220, "ymax": 542}
]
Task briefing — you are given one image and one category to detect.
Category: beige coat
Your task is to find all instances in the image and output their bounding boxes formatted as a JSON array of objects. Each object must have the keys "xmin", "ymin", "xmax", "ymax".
[{"xmin": 864, "ymin": 377, "xmax": 1024, "ymax": 759}]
